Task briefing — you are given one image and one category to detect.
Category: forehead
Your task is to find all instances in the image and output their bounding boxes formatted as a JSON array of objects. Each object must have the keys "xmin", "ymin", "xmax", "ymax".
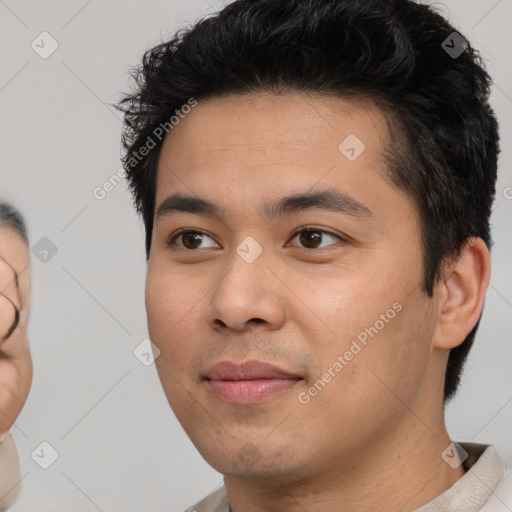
[
  {"xmin": 159, "ymin": 91, "xmax": 388, "ymax": 164},
  {"xmin": 154, "ymin": 91, "xmax": 405, "ymax": 219}
]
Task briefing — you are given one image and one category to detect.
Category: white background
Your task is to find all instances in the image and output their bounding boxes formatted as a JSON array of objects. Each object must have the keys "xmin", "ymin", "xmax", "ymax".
[{"xmin": 1, "ymin": 0, "xmax": 511, "ymax": 510}]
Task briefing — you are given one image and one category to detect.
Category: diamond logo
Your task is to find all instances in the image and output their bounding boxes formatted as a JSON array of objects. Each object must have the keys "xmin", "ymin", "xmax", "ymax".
[
  {"xmin": 133, "ymin": 338, "xmax": 161, "ymax": 366},
  {"xmin": 31, "ymin": 441, "xmax": 59, "ymax": 469},
  {"xmin": 236, "ymin": 236, "xmax": 263, "ymax": 264},
  {"xmin": 442, "ymin": 32, "xmax": 468, "ymax": 59},
  {"xmin": 441, "ymin": 442, "xmax": 468, "ymax": 469},
  {"xmin": 31, "ymin": 237, "xmax": 58, "ymax": 263},
  {"xmin": 31, "ymin": 32, "xmax": 59, "ymax": 59},
  {"xmin": 236, "ymin": 442, "xmax": 263, "ymax": 468},
  {"xmin": 339, "ymin": 134, "xmax": 366, "ymax": 161}
]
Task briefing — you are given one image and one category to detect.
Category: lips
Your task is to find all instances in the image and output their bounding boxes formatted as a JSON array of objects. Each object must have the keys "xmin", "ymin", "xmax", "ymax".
[
  {"xmin": 203, "ymin": 360, "xmax": 301, "ymax": 381},
  {"xmin": 202, "ymin": 360, "xmax": 302, "ymax": 404}
]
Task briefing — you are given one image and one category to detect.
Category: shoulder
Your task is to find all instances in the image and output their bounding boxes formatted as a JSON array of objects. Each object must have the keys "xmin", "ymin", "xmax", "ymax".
[{"xmin": 480, "ymin": 467, "xmax": 512, "ymax": 511}]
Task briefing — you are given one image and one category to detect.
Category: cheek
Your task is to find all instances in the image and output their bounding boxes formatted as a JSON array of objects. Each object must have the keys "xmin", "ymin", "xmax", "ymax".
[
  {"xmin": 322, "ymin": 251, "xmax": 420, "ymax": 337},
  {"xmin": 145, "ymin": 277, "xmax": 171, "ymax": 340},
  {"xmin": 306, "ymin": 267, "xmax": 430, "ymax": 393},
  {"xmin": 146, "ymin": 262, "xmax": 192, "ymax": 332},
  {"xmin": 146, "ymin": 267, "xmax": 205, "ymax": 375},
  {"xmin": 323, "ymin": 294, "xmax": 432, "ymax": 413},
  {"xmin": 305, "ymin": 269, "xmax": 393, "ymax": 340}
]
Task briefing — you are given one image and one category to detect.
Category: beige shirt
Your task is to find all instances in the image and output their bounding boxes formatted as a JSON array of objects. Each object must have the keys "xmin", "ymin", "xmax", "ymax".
[{"xmin": 185, "ymin": 442, "xmax": 512, "ymax": 512}]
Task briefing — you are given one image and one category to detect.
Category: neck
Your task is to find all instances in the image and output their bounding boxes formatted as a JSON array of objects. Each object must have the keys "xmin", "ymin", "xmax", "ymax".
[{"xmin": 224, "ymin": 415, "xmax": 465, "ymax": 512}]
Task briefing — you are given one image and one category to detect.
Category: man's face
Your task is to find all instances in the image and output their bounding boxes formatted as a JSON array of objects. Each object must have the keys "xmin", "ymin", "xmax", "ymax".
[{"xmin": 146, "ymin": 92, "xmax": 441, "ymax": 481}]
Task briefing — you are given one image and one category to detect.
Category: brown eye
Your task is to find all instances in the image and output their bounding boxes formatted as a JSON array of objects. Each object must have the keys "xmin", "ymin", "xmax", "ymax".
[
  {"xmin": 291, "ymin": 227, "xmax": 342, "ymax": 249},
  {"xmin": 168, "ymin": 230, "xmax": 219, "ymax": 250}
]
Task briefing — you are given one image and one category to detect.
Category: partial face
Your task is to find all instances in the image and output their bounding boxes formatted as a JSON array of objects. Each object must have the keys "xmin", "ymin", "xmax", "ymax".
[
  {"xmin": 146, "ymin": 92, "xmax": 439, "ymax": 481},
  {"xmin": 0, "ymin": 226, "xmax": 31, "ymax": 333},
  {"xmin": 0, "ymin": 224, "xmax": 32, "ymax": 437}
]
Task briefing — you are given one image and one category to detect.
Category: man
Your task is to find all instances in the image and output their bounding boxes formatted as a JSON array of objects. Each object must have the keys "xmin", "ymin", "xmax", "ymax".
[
  {"xmin": 117, "ymin": 0, "xmax": 512, "ymax": 510},
  {"xmin": 0, "ymin": 203, "xmax": 32, "ymax": 511}
]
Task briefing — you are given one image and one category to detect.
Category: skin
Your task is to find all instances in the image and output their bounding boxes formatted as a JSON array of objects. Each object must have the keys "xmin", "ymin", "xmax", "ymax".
[
  {"xmin": 146, "ymin": 91, "xmax": 490, "ymax": 512},
  {"xmin": 0, "ymin": 226, "xmax": 32, "ymax": 440}
]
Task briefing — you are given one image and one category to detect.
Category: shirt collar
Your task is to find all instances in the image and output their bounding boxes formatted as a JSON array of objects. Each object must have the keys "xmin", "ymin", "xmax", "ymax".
[{"xmin": 415, "ymin": 442, "xmax": 507, "ymax": 511}]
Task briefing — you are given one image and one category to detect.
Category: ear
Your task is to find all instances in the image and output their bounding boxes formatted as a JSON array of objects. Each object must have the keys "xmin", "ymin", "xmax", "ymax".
[{"xmin": 432, "ymin": 237, "xmax": 491, "ymax": 350}]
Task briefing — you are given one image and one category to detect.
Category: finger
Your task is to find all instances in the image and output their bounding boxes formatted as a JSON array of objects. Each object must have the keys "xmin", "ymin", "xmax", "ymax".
[
  {"xmin": 2, "ymin": 300, "xmax": 19, "ymax": 341},
  {"xmin": 0, "ymin": 333, "xmax": 32, "ymax": 434},
  {"xmin": 0, "ymin": 295, "xmax": 19, "ymax": 343},
  {"xmin": 0, "ymin": 299, "xmax": 30, "ymax": 361},
  {"xmin": 0, "ymin": 258, "xmax": 21, "ymax": 312}
]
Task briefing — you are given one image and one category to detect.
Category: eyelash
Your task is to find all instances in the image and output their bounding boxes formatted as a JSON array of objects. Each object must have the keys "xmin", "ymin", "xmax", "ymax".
[{"xmin": 167, "ymin": 225, "xmax": 345, "ymax": 250}]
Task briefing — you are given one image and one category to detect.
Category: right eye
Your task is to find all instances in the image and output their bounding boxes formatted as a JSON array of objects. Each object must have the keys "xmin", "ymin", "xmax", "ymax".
[{"xmin": 167, "ymin": 229, "xmax": 220, "ymax": 250}]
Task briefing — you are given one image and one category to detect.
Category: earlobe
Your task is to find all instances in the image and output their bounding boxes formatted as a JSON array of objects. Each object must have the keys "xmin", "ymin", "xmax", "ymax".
[{"xmin": 433, "ymin": 237, "xmax": 491, "ymax": 350}]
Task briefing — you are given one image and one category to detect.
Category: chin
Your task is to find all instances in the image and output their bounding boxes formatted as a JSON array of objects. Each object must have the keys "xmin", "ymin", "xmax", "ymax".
[{"xmin": 196, "ymin": 437, "xmax": 308, "ymax": 482}]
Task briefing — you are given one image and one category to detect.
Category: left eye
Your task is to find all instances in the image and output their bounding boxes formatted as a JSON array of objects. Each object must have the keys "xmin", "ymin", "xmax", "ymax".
[{"xmin": 289, "ymin": 227, "xmax": 342, "ymax": 249}]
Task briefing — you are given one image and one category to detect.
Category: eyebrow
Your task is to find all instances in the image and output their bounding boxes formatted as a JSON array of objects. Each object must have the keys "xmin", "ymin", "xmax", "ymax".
[{"xmin": 155, "ymin": 188, "xmax": 372, "ymax": 222}]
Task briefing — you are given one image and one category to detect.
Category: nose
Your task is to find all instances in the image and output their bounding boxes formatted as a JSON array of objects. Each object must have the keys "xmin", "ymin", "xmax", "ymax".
[{"xmin": 204, "ymin": 248, "xmax": 286, "ymax": 333}]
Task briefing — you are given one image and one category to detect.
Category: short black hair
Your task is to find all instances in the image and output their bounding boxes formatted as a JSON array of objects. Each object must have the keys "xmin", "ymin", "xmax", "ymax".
[
  {"xmin": 0, "ymin": 202, "xmax": 28, "ymax": 244},
  {"xmin": 117, "ymin": 0, "xmax": 500, "ymax": 403}
]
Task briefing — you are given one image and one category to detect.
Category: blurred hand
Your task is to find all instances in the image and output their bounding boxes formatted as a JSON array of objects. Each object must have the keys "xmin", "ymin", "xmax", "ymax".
[{"xmin": 0, "ymin": 226, "xmax": 32, "ymax": 440}]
